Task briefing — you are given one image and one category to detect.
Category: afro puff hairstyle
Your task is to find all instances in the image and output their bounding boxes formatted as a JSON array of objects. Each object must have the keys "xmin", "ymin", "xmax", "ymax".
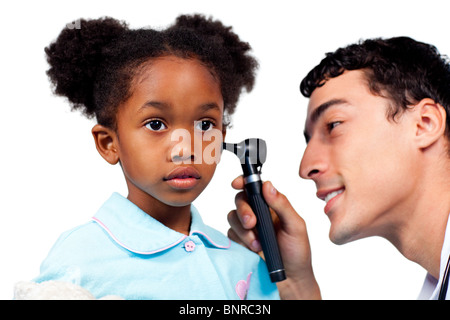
[{"xmin": 45, "ymin": 15, "xmax": 258, "ymax": 129}]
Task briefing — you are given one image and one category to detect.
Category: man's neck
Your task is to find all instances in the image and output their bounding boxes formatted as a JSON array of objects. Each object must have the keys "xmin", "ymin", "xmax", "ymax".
[{"xmin": 387, "ymin": 161, "xmax": 450, "ymax": 279}]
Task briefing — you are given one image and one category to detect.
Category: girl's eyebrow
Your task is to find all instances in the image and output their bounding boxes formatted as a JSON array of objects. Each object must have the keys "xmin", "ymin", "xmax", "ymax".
[
  {"xmin": 200, "ymin": 102, "xmax": 221, "ymax": 112},
  {"xmin": 138, "ymin": 101, "xmax": 168, "ymax": 113},
  {"xmin": 138, "ymin": 101, "xmax": 221, "ymax": 113}
]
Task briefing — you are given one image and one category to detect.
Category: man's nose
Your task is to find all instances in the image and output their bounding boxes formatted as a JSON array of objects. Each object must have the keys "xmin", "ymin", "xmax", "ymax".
[{"xmin": 299, "ymin": 138, "xmax": 328, "ymax": 180}]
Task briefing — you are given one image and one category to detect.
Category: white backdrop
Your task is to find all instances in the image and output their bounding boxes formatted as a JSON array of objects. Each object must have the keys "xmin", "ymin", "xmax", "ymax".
[{"xmin": 1, "ymin": 0, "xmax": 448, "ymax": 299}]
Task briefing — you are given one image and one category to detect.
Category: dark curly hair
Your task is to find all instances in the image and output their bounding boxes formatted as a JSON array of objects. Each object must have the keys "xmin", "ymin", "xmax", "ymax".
[
  {"xmin": 45, "ymin": 15, "xmax": 258, "ymax": 129},
  {"xmin": 300, "ymin": 36, "xmax": 450, "ymax": 141}
]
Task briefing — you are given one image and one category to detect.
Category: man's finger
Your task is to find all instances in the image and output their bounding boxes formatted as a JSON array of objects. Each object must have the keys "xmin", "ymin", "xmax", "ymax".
[
  {"xmin": 227, "ymin": 210, "xmax": 261, "ymax": 252},
  {"xmin": 262, "ymin": 181, "xmax": 308, "ymax": 238},
  {"xmin": 234, "ymin": 191, "xmax": 257, "ymax": 230},
  {"xmin": 231, "ymin": 175, "xmax": 244, "ymax": 190}
]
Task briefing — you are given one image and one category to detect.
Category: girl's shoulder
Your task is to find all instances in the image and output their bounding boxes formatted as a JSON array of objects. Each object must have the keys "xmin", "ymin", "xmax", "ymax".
[{"xmin": 44, "ymin": 220, "xmax": 109, "ymax": 260}]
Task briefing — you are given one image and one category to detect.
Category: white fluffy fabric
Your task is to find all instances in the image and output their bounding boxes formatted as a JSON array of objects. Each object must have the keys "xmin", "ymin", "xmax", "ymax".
[{"xmin": 14, "ymin": 280, "xmax": 123, "ymax": 300}]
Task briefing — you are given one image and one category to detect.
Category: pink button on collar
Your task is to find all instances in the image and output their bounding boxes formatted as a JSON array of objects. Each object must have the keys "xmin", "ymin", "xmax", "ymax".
[{"xmin": 184, "ymin": 240, "xmax": 196, "ymax": 252}]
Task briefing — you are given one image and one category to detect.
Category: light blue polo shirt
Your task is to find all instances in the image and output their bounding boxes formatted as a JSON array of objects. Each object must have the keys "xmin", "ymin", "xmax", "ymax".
[{"xmin": 35, "ymin": 193, "xmax": 280, "ymax": 300}]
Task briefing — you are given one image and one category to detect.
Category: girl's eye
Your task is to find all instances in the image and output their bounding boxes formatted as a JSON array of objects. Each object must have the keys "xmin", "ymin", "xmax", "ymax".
[
  {"xmin": 145, "ymin": 120, "xmax": 167, "ymax": 131},
  {"xmin": 195, "ymin": 120, "xmax": 215, "ymax": 132}
]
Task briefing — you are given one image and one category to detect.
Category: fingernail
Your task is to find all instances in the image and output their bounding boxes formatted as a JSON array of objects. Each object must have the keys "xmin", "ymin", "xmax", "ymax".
[
  {"xmin": 269, "ymin": 182, "xmax": 277, "ymax": 195},
  {"xmin": 242, "ymin": 214, "xmax": 250, "ymax": 224},
  {"xmin": 252, "ymin": 240, "xmax": 261, "ymax": 251}
]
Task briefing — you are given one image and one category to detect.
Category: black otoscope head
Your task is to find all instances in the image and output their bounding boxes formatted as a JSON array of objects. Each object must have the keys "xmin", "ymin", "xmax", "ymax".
[{"xmin": 222, "ymin": 139, "xmax": 267, "ymax": 177}]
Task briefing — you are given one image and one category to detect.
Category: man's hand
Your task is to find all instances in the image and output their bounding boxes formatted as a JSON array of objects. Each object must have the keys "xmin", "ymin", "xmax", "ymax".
[{"xmin": 227, "ymin": 176, "xmax": 321, "ymax": 300}]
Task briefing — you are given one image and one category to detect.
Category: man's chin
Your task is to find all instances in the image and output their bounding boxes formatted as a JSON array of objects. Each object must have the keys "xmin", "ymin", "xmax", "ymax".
[{"xmin": 329, "ymin": 223, "xmax": 362, "ymax": 245}]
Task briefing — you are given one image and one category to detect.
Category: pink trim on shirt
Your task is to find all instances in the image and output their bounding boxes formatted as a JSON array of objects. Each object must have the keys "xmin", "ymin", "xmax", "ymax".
[
  {"xmin": 190, "ymin": 230, "xmax": 231, "ymax": 249},
  {"xmin": 92, "ymin": 217, "xmax": 187, "ymax": 255},
  {"xmin": 236, "ymin": 272, "xmax": 252, "ymax": 300}
]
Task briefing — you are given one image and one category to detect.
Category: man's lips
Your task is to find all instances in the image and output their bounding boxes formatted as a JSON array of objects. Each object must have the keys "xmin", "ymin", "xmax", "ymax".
[
  {"xmin": 316, "ymin": 187, "xmax": 345, "ymax": 214},
  {"xmin": 316, "ymin": 187, "xmax": 345, "ymax": 202}
]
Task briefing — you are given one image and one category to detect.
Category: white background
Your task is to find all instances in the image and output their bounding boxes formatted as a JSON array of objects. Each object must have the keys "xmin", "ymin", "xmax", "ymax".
[{"xmin": 1, "ymin": 0, "xmax": 448, "ymax": 299}]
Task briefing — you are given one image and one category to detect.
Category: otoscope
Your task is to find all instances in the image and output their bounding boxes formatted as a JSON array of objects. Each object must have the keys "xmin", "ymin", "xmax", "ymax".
[{"xmin": 223, "ymin": 139, "xmax": 286, "ymax": 283}]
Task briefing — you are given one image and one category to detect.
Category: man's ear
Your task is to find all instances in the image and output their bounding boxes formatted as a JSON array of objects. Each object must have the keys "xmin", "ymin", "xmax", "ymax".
[
  {"xmin": 91, "ymin": 124, "xmax": 120, "ymax": 165},
  {"xmin": 414, "ymin": 98, "xmax": 447, "ymax": 149}
]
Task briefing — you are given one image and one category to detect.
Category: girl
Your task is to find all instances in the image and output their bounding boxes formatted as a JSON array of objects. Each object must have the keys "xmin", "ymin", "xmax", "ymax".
[{"xmin": 34, "ymin": 15, "xmax": 279, "ymax": 300}]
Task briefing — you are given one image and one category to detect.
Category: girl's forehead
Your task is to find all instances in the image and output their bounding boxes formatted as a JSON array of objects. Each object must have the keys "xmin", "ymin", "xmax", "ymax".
[
  {"xmin": 132, "ymin": 55, "xmax": 219, "ymax": 89},
  {"xmin": 121, "ymin": 55, "xmax": 224, "ymax": 115}
]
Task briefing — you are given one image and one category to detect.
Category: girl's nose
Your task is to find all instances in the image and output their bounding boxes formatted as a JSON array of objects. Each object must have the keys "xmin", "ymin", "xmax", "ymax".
[
  {"xmin": 172, "ymin": 152, "xmax": 196, "ymax": 164},
  {"xmin": 169, "ymin": 128, "xmax": 198, "ymax": 164}
]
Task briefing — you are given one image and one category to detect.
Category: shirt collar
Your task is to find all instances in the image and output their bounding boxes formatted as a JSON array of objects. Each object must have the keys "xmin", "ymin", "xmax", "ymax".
[
  {"xmin": 92, "ymin": 193, "xmax": 230, "ymax": 255},
  {"xmin": 418, "ymin": 212, "xmax": 450, "ymax": 299}
]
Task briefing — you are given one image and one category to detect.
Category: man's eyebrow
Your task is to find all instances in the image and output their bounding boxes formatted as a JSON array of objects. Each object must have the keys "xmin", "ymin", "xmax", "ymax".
[
  {"xmin": 303, "ymin": 98, "xmax": 349, "ymax": 143},
  {"xmin": 310, "ymin": 98, "xmax": 348, "ymax": 124}
]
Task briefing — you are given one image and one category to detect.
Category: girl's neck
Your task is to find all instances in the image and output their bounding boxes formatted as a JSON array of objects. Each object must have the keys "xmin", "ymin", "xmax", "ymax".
[{"xmin": 126, "ymin": 187, "xmax": 192, "ymax": 236}]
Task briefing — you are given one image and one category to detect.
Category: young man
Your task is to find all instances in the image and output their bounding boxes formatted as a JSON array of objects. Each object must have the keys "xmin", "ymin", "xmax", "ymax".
[{"xmin": 227, "ymin": 37, "xmax": 450, "ymax": 299}]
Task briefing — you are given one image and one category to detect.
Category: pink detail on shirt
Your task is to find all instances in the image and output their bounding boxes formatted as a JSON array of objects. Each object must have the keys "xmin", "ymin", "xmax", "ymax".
[
  {"xmin": 184, "ymin": 240, "xmax": 196, "ymax": 252},
  {"xmin": 92, "ymin": 217, "xmax": 187, "ymax": 255},
  {"xmin": 236, "ymin": 272, "xmax": 252, "ymax": 300},
  {"xmin": 189, "ymin": 230, "xmax": 231, "ymax": 249}
]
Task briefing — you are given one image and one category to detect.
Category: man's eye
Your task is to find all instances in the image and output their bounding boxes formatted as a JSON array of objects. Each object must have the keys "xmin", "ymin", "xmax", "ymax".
[
  {"xmin": 195, "ymin": 120, "xmax": 215, "ymax": 132},
  {"xmin": 145, "ymin": 120, "xmax": 167, "ymax": 131},
  {"xmin": 327, "ymin": 121, "xmax": 342, "ymax": 132}
]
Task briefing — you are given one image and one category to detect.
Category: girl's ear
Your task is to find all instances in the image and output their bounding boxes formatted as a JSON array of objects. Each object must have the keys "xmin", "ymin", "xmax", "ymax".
[
  {"xmin": 222, "ymin": 127, "xmax": 227, "ymax": 142},
  {"xmin": 91, "ymin": 124, "xmax": 120, "ymax": 165}
]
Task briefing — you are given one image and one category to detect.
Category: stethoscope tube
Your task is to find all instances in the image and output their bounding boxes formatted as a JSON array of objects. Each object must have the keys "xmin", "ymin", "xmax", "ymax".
[{"xmin": 438, "ymin": 254, "xmax": 450, "ymax": 300}]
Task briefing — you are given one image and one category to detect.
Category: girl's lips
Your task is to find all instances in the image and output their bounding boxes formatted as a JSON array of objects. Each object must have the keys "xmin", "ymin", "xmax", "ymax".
[
  {"xmin": 165, "ymin": 178, "xmax": 200, "ymax": 189},
  {"xmin": 164, "ymin": 167, "xmax": 201, "ymax": 180},
  {"xmin": 164, "ymin": 167, "xmax": 201, "ymax": 190}
]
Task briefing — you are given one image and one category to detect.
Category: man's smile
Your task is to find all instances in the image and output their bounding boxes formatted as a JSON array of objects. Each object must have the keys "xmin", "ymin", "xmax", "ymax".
[{"xmin": 316, "ymin": 187, "xmax": 345, "ymax": 214}]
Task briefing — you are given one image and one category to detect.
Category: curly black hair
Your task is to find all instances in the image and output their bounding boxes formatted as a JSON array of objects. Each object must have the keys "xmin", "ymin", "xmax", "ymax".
[
  {"xmin": 300, "ymin": 36, "xmax": 450, "ymax": 141},
  {"xmin": 45, "ymin": 15, "xmax": 258, "ymax": 129}
]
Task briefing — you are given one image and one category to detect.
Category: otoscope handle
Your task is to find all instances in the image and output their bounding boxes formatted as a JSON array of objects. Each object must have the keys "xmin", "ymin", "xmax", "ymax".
[{"xmin": 244, "ymin": 177, "xmax": 286, "ymax": 283}]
